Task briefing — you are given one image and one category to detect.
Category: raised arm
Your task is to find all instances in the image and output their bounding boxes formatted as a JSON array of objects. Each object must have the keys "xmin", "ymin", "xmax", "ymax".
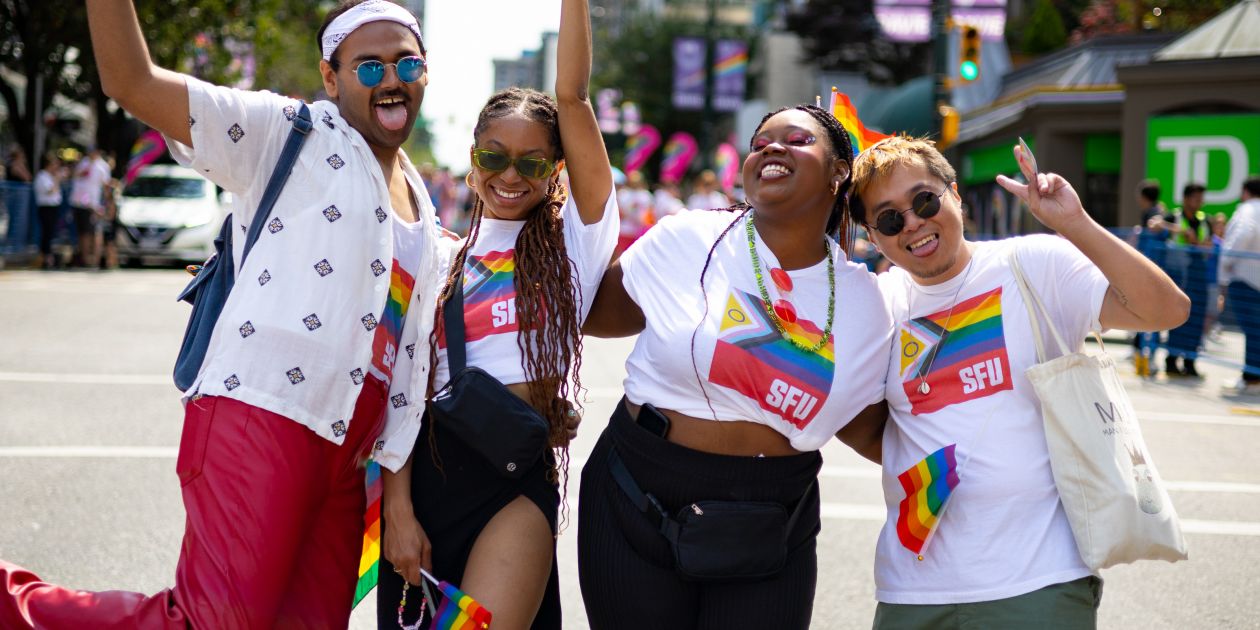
[
  {"xmin": 556, "ymin": 0, "xmax": 613, "ymax": 225},
  {"xmin": 997, "ymin": 146, "xmax": 1189, "ymax": 332},
  {"xmin": 581, "ymin": 259, "xmax": 645, "ymax": 337},
  {"xmin": 86, "ymin": 0, "xmax": 192, "ymax": 147}
]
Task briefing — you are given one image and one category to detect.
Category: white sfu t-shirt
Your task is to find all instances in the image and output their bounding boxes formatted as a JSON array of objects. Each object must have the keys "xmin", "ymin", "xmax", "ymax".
[
  {"xmin": 874, "ymin": 234, "xmax": 1109, "ymax": 604},
  {"xmin": 620, "ymin": 209, "xmax": 892, "ymax": 451},
  {"xmin": 433, "ymin": 191, "xmax": 619, "ymax": 389}
]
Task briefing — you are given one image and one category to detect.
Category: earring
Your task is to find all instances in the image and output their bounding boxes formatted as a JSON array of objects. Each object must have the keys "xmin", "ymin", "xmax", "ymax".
[
  {"xmin": 831, "ymin": 180, "xmax": 840, "ymax": 196},
  {"xmin": 465, "ymin": 172, "xmax": 475, "ymax": 189}
]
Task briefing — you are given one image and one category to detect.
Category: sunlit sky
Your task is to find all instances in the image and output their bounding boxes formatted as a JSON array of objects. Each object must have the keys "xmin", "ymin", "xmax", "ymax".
[{"xmin": 421, "ymin": 1, "xmax": 560, "ymax": 169}]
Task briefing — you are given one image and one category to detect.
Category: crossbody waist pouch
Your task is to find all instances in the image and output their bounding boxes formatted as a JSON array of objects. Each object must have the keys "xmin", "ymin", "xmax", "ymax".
[
  {"xmin": 429, "ymin": 269, "xmax": 549, "ymax": 478},
  {"xmin": 607, "ymin": 446, "xmax": 813, "ymax": 582}
]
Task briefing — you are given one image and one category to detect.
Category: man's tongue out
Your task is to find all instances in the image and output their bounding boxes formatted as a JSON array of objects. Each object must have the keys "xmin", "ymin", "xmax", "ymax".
[
  {"xmin": 909, "ymin": 234, "xmax": 939, "ymax": 257},
  {"xmin": 375, "ymin": 103, "xmax": 408, "ymax": 131}
]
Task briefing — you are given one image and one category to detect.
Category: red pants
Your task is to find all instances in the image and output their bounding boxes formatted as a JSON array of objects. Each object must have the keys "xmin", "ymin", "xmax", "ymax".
[{"xmin": 1, "ymin": 380, "xmax": 387, "ymax": 629}]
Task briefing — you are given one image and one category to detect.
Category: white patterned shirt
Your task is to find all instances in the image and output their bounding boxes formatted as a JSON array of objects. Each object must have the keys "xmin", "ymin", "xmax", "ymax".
[{"xmin": 166, "ymin": 77, "xmax": 444, "ymax": 472}]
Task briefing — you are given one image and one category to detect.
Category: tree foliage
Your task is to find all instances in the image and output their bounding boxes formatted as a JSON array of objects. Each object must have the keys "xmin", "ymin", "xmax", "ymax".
[
  {"xmin": 1020, "ymin": 0, "xmax": 1069, "ymax": 54},
  {"xmin": 0, "ymin": 0, "xmax": 328, "ymax": 167},
  {"xmin": 591, "ymin": 9, "xmax": 753, "ymax": 174},
  {"xmin": 780, "ymin": 0, "xmax": 931, "ymax": 86}
]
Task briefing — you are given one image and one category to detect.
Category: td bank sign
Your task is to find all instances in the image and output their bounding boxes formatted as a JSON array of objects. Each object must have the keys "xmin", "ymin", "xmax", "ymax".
[{"xmin": 1148, "ymin": 114, "xmax": 1260, "ymax": 216}]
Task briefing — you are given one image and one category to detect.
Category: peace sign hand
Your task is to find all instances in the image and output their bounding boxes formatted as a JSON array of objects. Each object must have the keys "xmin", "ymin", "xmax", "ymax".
[{"xmin": 995, "ymin": 143, "xmax": 1091, "ymax": 235}]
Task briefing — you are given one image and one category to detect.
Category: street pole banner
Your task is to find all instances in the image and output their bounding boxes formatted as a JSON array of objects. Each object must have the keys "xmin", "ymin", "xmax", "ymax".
[
  {"xmin": 713, "ymin": 39, "xmax": 748, "ymax": 113},
  {"xmin": 660, "ymin": 132, "xmax": 700, "ymax": 184},
  {"xmin": 874, "ymin": 0, "xmax": 1007, "ymax": 42},
  {"xmin": 672, "ymin": 37, "xmax": 706, "ymax": 111},
  {"xmin": 624, "ymin": 124, "xmax": 662, "ymax": 174}
]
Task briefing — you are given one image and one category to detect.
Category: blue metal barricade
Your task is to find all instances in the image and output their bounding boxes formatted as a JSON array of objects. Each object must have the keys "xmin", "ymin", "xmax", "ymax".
[{"xmin": 0, "ymin": 181, "xmax": 35, "ymax": 256}]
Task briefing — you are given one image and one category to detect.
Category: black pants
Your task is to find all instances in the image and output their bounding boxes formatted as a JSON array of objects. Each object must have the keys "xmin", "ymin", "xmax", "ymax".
[
  {"xmin": 1167, "ymin": 256, "xmax": 1208, "ymax": 360},
  {"xmin": 578, "ymin": 399, "xmax": 822, "ymax": 630},
  {"xmin": 37, "ymin": 205, "xmax": 59, "ymax": 256},
  {"xmin": 1232, "ymin": 281, "xmax": 1260, "ymax": 381}
]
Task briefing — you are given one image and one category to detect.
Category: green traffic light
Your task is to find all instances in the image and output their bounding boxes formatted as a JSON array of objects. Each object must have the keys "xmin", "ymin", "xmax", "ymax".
[{"xmin": 960, "ymin": 60, "xmax": 979, "ymax": 81}]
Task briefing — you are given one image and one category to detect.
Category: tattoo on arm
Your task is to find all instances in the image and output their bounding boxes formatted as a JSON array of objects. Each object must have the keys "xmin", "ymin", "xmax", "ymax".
[{"xmin": 1111, "ymin": 285, "xmax": 1130, "ymax": 307}]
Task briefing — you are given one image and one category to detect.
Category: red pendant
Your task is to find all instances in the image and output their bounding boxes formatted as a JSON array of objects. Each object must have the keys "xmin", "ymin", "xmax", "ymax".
[
  {"xmin": 770, "ymin": 267, "xmax": 793, "ymax": 293},
  {"xmin": 773, "ymin": 299, "xmax": 798, "ymax": 324}
]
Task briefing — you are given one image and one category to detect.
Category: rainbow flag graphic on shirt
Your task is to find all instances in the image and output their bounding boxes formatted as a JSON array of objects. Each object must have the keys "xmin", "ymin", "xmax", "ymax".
[
  {"xmin": 434, "ymin": 580, "xmax": 493, "ymax": 629},
  {"xmin": 369, "ymin": 262, "xmax": 417, "ymax": 382},
  {"xmin": 829, "ymin": 88, "xmax": 891, "ymax": 156},
  {"xmin": 353, "ymin": 460, "xmax": 383, "ymax": 607},
  {"xmin": 899, "ymin": 287, "xmax": 1012, "ymax": 415},
  {"xmin": 461, "ymin": 250, "xmax": 518, "ymax": 343},
  {"xmin": 896, "ymin": 444, "xmax": 961, "ymax": 554},
  {"xmin": 709, "ymin": 290, "xmax": 835, "ymax": 428}
]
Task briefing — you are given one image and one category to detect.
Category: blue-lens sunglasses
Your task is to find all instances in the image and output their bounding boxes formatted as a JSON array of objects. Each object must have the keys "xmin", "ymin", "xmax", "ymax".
[{"xmin": 354, "ymin": 56, "xmax": 426, "ymax": 88}]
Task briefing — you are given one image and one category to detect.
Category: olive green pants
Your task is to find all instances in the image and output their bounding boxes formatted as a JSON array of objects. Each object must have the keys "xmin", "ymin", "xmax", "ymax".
[{"xmin": 873, "ymin": 576, "xmax": 1103, "ymax": 630}]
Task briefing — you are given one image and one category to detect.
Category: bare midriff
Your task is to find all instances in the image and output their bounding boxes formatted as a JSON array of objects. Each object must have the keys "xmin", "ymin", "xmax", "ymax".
[{"xmin": 625, "ymin": 401, "xmax": 800, "ymax": 457}]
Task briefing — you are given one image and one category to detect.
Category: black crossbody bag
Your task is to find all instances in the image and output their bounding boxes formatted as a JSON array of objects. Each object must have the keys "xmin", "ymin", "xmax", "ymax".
[
  {"xmin": 607, "ymin": 409, "xmax": 816, "ymax": 582},
  {"xmin": 428, "ymin": 270, "xmax": 550, "ymax": 478}
]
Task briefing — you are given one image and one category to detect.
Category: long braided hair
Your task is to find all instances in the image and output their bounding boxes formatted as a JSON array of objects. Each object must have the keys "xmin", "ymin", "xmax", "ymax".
[
  {"xmin": 429, "ymin": 87, "xmax": 581, "ymax": 486},
  {"xmin": 688, "ymin": 105, "xmax": 856, "ymax": 417}
]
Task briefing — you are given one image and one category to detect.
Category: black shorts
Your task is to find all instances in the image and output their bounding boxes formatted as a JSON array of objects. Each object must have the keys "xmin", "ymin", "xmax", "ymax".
[
  {"xmin": 377, "ymin": 413, "xmax": 562, "ymax": 629},
  {"xmin": 71, "ymin": 206, "xmax": 97, "ymax": 234}
]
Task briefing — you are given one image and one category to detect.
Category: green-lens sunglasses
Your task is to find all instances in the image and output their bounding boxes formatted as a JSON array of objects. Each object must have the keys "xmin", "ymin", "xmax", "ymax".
[{"xmin": 471, "ymin": 148, "xmax": 557, "ymax": 179}]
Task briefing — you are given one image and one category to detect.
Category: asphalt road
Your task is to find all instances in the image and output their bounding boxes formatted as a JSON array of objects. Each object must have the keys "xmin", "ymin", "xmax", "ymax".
[{"xmin": 1, "ymin": 269, "xmax": 1258, "ymax": 629}]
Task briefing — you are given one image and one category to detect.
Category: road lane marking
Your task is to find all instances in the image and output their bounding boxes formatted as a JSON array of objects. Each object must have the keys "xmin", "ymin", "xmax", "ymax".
[
  {"xmin": 1166, "ymin": 480, "xmax": 1260, "ymax": 493},
  {"xmin": 7, "ymin": 449, "xmax": 1260, "ymax": 494},
  {"xmin": 1139, "ymin": 410, "xmax": 1260, "ymax": 428},
  {"xmin": 0, "ymin": 446, "xmax": 177, "ymax": 458},
  {"xmin": 1180, "ymin": 519, "xmax": 1260, "ymax": 537},
  {"xmin": 0, "ymin": 372, "xmax": 171, "ymax": 385},
  {"xmin": 4, "ymin": 449, "xmax": 1260, "ymax": 537}
]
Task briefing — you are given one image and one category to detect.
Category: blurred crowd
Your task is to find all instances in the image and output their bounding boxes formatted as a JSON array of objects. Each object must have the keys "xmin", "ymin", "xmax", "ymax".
[{"xmin": 2, "ymin": 143, "xmax": 122, "ymax": 270}]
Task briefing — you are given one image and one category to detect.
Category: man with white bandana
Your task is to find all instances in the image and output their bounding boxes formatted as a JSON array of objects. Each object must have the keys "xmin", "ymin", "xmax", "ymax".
[{"xmin": 0, "ymin": 1, "xmax": 444, "ymax": 628}]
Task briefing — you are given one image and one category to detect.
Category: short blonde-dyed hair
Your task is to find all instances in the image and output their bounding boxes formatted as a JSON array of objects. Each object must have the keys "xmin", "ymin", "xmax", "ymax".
[{"xmin": 850, "ymin": 136, "xmax": 956, "ymax": 224}]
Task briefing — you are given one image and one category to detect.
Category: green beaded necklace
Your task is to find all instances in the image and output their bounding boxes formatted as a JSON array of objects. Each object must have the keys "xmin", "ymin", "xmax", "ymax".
[{"xmin": 745, "ymin": 211, "xmax": 836, "ymax": 354}]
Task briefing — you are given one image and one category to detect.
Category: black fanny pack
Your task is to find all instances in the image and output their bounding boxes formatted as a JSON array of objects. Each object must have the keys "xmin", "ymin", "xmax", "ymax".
[
  {"xmin": 607, "ymin": 428, "xmax": 815, "ymax": 582},
  {"xmin": 429, "ymin": 270, "xmax": 549, "ymax": 478}
]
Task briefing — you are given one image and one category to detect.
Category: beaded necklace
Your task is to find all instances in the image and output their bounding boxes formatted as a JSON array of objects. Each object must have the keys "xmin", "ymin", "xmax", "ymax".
[{"xmin": 745, "ymin": 211, "xmax": 835, "ymax": 354}]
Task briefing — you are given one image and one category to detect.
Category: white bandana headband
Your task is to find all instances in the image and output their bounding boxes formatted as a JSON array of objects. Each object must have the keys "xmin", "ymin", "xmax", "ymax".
[{"xmin": 321, "ymin": 0, "xmax": 424, "ymax": 61}]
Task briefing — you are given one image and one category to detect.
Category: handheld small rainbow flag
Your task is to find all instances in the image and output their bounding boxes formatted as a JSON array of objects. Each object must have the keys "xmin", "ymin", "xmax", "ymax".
[
  {"xmin": 352, "ymin": 459, "xmax": 383, "ymax": 607},
  {"xmin": 896, "ymin": 444, "xmax": 960, "ymax": 558},
  {"xmin": 829, "ymin": 87, "xmax": 891, "ymax": 157},
  {"xmin": 430, "ymin": 576, "xmax": 493, "ymax": 630}
]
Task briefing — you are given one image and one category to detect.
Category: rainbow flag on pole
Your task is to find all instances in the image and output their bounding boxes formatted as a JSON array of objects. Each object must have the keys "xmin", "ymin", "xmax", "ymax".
[
  {"xmin": 433, "ymin": 580, "xmax": 493, "ymax": 630},
  {"xmin": 896, "ymin": 444, "xmax": 960, "ymax": 557},
  {"xmin": 829, "ymin": 87, "xmax": 891, "ymax": 157},
  {"xmin": 352, "ymin": 460, "xmax": 383, "ymax": 607}
]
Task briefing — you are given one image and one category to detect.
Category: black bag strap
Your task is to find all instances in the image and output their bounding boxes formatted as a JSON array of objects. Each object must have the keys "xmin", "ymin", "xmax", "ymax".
[
  {"xmin": 241, "ymin": 102, "xmax": 313, "ymax": 262},
  {"xmin": 608, "ymin": 446, "xmax": 672, "ymax": 536},
  {"xmin": 442, "ymin": 266, "xmax": 467, "ymax": 373}
]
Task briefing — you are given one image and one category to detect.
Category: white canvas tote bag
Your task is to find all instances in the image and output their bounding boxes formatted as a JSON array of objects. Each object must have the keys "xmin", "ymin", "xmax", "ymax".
[{"xmin": 1010, "ymin": 251, "xmax": 1188, "ymax": 570}]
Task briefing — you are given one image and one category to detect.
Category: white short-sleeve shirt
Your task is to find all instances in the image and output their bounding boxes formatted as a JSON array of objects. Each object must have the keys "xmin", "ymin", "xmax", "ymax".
[
  {"xmin": 166, "ymin": 77, "xmax": 444, "ymax": 472},
  {"xmin": 433, "ymin": 191, "xmax": 619, "ymax": 389},
  {"xmin": 619, "ymin": 209, "xmax": 893, "ymax": 451},
  {"xmin": 874, "ymin": 234, "xmax": 1109, "ymax": 604}
]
